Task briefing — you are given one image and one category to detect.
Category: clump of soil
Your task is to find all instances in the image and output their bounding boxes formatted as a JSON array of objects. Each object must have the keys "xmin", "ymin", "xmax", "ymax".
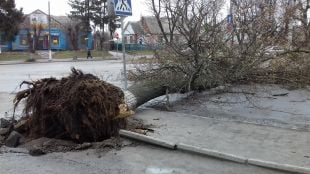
[
  {"xmin": 14, "ymin": 68, "xmax": 125, "ymax": 143},
  {"xmin": 19, "ymin": 137, "xmax": 125, "ymax": 154}
]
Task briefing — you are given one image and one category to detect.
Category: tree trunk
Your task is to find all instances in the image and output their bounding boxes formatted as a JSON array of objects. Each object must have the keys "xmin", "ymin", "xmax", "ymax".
[{"xmin": 125, "ymin": 82, "xmax": 167, "ymax": 109}]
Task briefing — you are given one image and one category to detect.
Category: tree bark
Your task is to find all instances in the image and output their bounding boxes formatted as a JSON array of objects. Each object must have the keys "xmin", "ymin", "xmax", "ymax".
[{"xmin": 125, "ymin": 82, "xmax": 167, "ymax": 109}]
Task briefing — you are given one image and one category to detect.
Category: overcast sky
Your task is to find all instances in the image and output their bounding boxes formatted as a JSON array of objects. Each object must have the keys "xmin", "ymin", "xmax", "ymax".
[{"xmin": 15, "ymin": 0, "xmax": 149, "ymax": 21}]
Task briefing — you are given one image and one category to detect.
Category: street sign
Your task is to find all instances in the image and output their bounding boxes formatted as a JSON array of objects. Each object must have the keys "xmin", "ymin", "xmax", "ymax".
[{"xmin": 114, "ymin": 0, "xmax": 132, "ymax": 16}]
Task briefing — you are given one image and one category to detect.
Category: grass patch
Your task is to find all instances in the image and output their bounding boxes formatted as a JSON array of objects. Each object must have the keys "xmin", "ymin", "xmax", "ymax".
[
  {"xmin": 53, "ymin": 50, "xmax": 111, "ymax": 59},
  {"xmin": 127, "ymin": 50, "xmax": 155, "ymax": 56},
  {"xmin": 129, "ymin": 56, "xmax": 155, "ymax": 64},
  {"xmin": 0, "ymin": 52, "xmax": 40, "ymax": 61}
]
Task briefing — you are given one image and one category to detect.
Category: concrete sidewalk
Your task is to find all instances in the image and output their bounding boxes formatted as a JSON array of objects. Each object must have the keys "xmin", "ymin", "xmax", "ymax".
[{"xmin": 133, "ymin": 109, "xmax": 310, "ymax": 169}]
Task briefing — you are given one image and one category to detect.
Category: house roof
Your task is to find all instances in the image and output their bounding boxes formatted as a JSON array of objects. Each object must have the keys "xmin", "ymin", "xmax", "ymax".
[
  {"xmin": 142, "ymin": 16, "xmax": 170, "ymax": 34},
  {"xmin": 52, "ymin": 16, "xmax": 72, "ymax": 25},
  {"xmin": 131, "ymin": 21, "xmax": 144, "ymax": 35},
  {"xmin": 124, "ymin": 16, "xmax": 177, "ymax": 36},
  {"xmin": 124, "ymin": 21, "xmax": 144, "ymax": 35},
  {"xmin": 19, "ymin": 9, "xmax": 75, "ymax": 29}
]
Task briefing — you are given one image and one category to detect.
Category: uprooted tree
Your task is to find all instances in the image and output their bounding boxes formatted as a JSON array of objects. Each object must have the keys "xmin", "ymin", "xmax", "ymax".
[
  {"xmin": 13, "ymin": 68, "xmax": 126, "ymax": 143},
  {"xmin": 10, "ymin": 68, "xmax": 164, "ymax": 143},
  {"xmin": 6, "ymin": 0, "xmax": 310, "ymax": 145}
]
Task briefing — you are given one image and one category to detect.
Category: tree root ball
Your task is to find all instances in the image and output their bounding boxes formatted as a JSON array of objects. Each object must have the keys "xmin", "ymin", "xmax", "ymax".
[{"xmin": 14, "ymin": 68, "xmax": 125, "ymax": 143}]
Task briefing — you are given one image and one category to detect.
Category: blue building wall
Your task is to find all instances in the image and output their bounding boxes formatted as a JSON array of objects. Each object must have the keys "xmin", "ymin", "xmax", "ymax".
[
  {"xmin": 11, "ymin": 29, "xmax": 68, "ymax": 51},
  {"xmin": 50, "ymin": 29, "xmax": 67, "ymax": 50},
  {"xmin": 87, "ymin": 31, "xmax": 93, "ymax": 50},
  {"xmin": 2, "ymin": 29, "xmax": 92, "ymax": 52},
  {"xmin": 11, "ymin": 29, "xmax": 29, "ymax": 51}
]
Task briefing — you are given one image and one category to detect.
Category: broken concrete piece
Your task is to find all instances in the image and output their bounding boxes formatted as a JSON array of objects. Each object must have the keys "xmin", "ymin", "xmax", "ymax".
[{"xmin": 5, "ymin": 131, "xmax": 25, "ymax": 148}]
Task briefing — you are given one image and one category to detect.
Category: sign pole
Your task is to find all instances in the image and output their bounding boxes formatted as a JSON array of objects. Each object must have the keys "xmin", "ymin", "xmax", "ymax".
[
  {"xmin": 113, "ymin": 0, "xmax": 132, "ymax": 90},
  {"xmin": 121, "ymin": 17, "xmax": 128, "ymax": 90},
  {"xmin": 48, "ymin": 1, "xmax": 52, "ymax": 61}
]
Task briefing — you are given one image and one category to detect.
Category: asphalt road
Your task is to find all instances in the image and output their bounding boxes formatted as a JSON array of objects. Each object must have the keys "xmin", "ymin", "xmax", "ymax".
[
  {"xmin": 0, "ymin": 60, "xmax": 291, "ymax": 174},
  {"xmin": 0, "ymin": 142, "xmax": 290, "ymax": 174},
  {"xmin": 0, "ymin": 60, "xmax": 128, "ymax": 93}
]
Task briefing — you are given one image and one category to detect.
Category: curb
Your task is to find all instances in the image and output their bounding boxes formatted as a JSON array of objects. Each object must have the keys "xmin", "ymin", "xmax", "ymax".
[
  {"xmin": 119, "ymin": 129, "xmax": 310, "ymax": 174},
  {"xmin": 177, "ymin": 143, "xmax": 247, "ymax": 164},
  {"xmin": 119, "ymin": 130, "xmax": 176, "ymax": 149},
  {"xmin": 248, "ymin": 159, "xmax": 310, "ymax": 174}
]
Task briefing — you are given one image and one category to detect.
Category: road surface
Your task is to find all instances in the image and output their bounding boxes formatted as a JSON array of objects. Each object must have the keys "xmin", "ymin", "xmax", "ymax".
[{"xmin": 0, "ymin": 60, "xmax": 291, "ymax": 174}]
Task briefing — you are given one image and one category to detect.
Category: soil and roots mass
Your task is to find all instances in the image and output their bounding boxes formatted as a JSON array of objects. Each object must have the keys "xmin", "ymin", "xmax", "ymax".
[{"xmin": 13, "ymin": 68, "xmax": 125, "ymax": 143}]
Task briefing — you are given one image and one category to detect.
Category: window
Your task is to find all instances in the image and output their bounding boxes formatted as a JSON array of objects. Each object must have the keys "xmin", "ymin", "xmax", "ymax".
[
  {"xmin": 20, "ymin": 34, "xmax": 28, "ymax": 46},
  {"xmin": 52, "ymin": 36, "xmax": 59, "ymax": 45}
]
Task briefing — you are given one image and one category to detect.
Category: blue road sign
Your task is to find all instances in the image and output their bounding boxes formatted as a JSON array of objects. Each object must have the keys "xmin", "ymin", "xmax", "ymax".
[{"xmin": 114, "ymin": 0, "xmax": 132, "ymax": 16}]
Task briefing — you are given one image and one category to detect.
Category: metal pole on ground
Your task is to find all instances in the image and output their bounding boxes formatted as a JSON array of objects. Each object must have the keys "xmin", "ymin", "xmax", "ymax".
[
  {"xmin": 121, "ymin": 17, "xmax": 128, "ymax": 90},
  {"xmin": 48, "ymin": 1, "xmax": 52, "ymax": 61}
]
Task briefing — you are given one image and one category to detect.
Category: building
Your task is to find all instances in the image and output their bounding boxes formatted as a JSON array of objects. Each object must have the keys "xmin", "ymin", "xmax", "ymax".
[
  {"xmin": 124, "ymin": 21, "xmax": 145, "ymax": 45},
  {"xmin": 124, "ymin": 16, "xmax": 181, "ymax": 47},
  {"xmin": 1, "ymin": 9, "xmax": 92, "ymax": 52}
]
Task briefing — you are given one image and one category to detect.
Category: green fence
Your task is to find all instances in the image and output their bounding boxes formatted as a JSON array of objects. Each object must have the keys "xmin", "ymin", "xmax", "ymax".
[{"xmin": 112, "ymin": 43, "xmax": 159, "ymax": 51}]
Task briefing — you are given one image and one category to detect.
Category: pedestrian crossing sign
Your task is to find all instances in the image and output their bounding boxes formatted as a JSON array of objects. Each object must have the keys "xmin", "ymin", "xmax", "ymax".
[{"xmin": 114, "ymin": 0, "xmax": 132, "ymax": 16}]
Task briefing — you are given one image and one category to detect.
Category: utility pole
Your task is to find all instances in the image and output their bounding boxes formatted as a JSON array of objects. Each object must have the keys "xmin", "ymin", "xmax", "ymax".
[
  {"xmin": 121, "ymin": 17, "xmax": 127, "ymax": 90},
  {"xmin": 48, "ymin": 1, "xmax": 52, "ymax": 61},
  {"xmin": 87, "ymin": 0, "xmax": 90, "ymax": 50},
  {"xmin": 230, "ymin": 0, "xmax": 234, "ymax": 47},
  {"xmin": 102, "ymin": 0, "xmax": 107, "ymax": 51}
]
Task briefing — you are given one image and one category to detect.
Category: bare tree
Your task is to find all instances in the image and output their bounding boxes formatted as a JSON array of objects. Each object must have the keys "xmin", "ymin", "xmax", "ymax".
[
  {"xmin": 67, "ymin": 23, "xmax": 80, "ymax": 51},
  {"xmin": 25, "ymin": 23, "xmax": 44, "ymax": 52},
  {"xmin": 279, "ymin": 0, "xmax": 309, "ymax": 50},
  {"xmin": 132, "ymin": 0, "xmax": 227, "ymax": 92},
  {"xmin": 130, "ymin": 0, "xmax": 310, "ymax": 96}
]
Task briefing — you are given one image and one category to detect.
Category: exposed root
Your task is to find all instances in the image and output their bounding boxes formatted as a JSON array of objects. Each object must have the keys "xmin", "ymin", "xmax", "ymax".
[{"xmin": 14, "ymin": 68, "xmax": 125, "ymax": 143}]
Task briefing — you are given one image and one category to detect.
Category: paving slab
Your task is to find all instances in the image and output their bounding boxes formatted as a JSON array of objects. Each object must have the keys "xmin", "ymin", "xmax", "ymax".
[{"xmin": 133, "ymin": 109, "xmax": 310, "ymax": 168}]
